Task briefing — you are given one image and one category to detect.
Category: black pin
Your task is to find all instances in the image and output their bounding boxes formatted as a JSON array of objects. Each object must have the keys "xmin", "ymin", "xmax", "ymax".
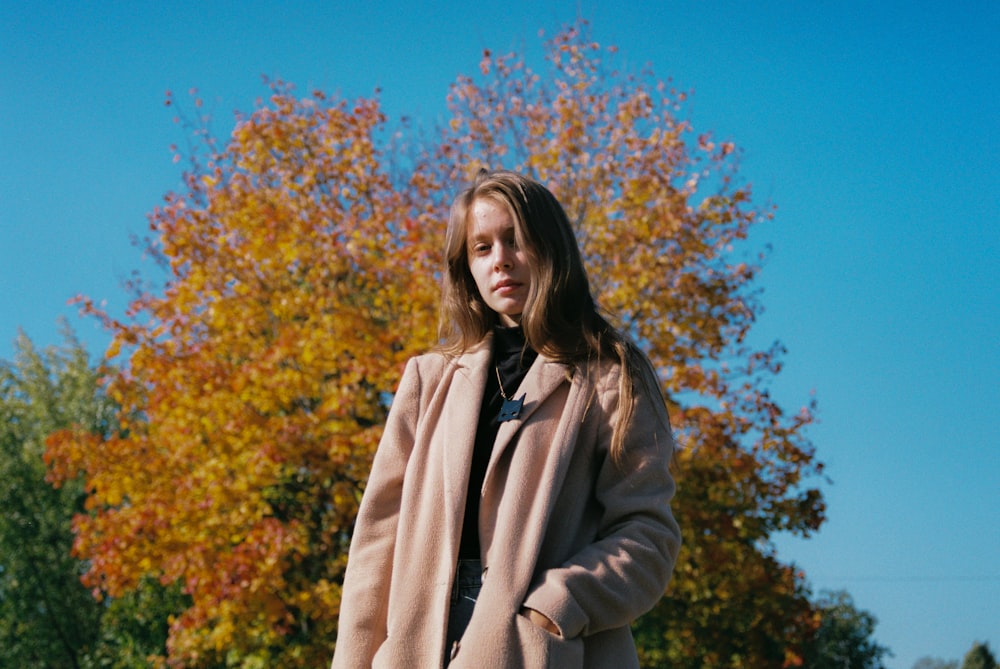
[{"xmin": 498, "ymin": 394, "xmax": 524, "ymax": 423}]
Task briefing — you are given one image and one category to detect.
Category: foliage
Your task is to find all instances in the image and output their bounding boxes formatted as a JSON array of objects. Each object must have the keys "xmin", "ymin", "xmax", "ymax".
[
  {"xmin": 0, "ymin": 327, "xmax": 110, "ymax": 667},
  {"xmin": 0, "ymin": 328, "xmax": 186, "ymax": 668},
  {"xmin": 81, "ymin": 577, "xmax": 192, "ymax": 669},
  {"xmin": 47, "ymin": 82, "xmax": 442, "ymax": 667},
  {"xmin": 961, "ymin": 642, "xmax": 999, "ymax": 669},
  {"xmin": 912, "ymin": 641, "xmax": 1000, "ymax": 669},
  {"xmin": 46, "ymin": 21, "xmax": 825, "ymax": 667},
  {"xmin": 800, "ymin": 590, "xmax": 891, "ymax": 669}
]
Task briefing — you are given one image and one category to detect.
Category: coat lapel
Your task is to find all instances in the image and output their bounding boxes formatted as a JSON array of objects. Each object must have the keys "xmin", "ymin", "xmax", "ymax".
[{"xmin": 441, "ymin": 341, "xmax": 491, "ymax": 530}]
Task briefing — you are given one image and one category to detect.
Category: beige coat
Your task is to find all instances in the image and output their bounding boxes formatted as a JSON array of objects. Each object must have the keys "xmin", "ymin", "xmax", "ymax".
[{"xmin": 331, "ymin": 338, "xmax": 680, "ymax": 668}]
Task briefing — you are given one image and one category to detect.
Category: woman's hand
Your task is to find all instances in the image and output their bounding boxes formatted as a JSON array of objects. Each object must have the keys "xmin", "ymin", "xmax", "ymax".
[{"xmin": 520, "ymin": 606, "xmax": 560, "ymax": 636}]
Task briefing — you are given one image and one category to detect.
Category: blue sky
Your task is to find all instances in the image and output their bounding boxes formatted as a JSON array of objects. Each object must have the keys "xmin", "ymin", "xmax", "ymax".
[{"xmin": 2, "ymin": 2, "xmax": 997, "ymax": 667}]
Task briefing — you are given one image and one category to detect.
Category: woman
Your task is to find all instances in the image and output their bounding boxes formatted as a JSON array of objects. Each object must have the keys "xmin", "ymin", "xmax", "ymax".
[{"xmin": 332, "ymin": 170, "xmax": 681, "ymax": 668}]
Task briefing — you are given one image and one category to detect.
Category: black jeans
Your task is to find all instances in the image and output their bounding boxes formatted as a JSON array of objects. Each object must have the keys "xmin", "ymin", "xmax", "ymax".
[{"xmin": 444, "ymin": 559, "xmax": 484, "ymax": 665}]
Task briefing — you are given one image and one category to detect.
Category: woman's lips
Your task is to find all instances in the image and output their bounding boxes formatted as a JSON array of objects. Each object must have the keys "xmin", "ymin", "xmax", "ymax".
[{"xmin": 494, "ymin": 280, "xmax": 522, "ymax": 295}]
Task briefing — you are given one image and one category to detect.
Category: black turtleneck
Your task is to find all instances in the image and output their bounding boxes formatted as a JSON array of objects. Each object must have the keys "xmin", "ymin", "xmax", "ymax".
[{"xmin": 458, "ymin": 326, "xmax": 538, "ymax": 560}]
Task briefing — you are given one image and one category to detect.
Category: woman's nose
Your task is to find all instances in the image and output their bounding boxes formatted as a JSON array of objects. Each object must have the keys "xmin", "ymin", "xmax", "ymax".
[{"xmin": 493, "ymin": 246, "xmax": 513, "ymax": 270}]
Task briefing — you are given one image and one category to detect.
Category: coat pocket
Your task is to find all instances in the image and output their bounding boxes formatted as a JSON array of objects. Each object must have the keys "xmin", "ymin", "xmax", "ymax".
[{"xmin": 514, "ymin": 611, "xmax": 584, "ymax": 668}]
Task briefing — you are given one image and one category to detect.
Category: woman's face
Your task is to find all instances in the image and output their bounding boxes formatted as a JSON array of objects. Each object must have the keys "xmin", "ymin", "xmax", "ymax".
[{"xmin": 466, "ymin": 198, "xmax": 530, "ymax": 327}]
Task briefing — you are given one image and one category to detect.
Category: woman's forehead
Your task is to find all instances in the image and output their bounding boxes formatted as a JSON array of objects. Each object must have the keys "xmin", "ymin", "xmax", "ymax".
[{"xmin": 468, "ymin": 198, "xmax": 517, "ymax": 234}]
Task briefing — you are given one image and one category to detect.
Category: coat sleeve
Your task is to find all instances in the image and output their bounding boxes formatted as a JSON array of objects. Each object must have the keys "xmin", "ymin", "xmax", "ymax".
[
  {"xmin": 331, "ymin": 357, "xmax": 422, "ymax": 668},
  {"xmin": 521, "ymin": 362, "xmax": 681, "ymax": 640}
]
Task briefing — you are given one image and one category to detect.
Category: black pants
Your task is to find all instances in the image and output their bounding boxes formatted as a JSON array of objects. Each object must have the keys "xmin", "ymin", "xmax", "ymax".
[{"xmin": 444, "ymin": 559, "xmax": 484, "ymax": 665}]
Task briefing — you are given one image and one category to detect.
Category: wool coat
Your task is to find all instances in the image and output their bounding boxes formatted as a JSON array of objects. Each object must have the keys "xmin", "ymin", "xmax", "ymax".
[{"xmin": 331, "ymin": 337, "xmax": 681, "ymax": 668}]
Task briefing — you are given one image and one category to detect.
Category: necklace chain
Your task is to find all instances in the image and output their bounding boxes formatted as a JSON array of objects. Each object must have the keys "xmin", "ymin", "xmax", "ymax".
[{"xmin": 495, "ymin": 365, "xmax": 510, "ymax": 400}]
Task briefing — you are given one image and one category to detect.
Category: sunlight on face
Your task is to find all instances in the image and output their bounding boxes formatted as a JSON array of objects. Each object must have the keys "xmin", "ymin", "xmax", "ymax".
[{"xmin": 466, "ymin": 199, "xmax": 530, "ymax": 326}]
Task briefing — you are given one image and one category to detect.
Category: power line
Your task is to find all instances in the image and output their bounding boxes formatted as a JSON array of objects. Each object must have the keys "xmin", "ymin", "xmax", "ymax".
[{"xmin": 810, "ymin": 575, "xmax": 1000, "ymax": 584}]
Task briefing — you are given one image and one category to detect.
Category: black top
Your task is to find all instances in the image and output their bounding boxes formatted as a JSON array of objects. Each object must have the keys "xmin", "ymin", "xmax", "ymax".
[{"xmin": 458, "ymin": 326, "xmax": 538, "ymax": 560}]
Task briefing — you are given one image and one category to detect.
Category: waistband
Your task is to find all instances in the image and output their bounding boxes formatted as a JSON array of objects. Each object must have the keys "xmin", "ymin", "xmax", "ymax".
[{"xmin": 454, "ymin": 559, "xmax": 484, "ymax": 588}]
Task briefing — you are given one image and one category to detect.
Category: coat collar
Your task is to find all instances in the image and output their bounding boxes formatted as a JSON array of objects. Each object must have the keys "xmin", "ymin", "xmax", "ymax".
[{"xmin": 451, "ymin": 333, "xmax": 571, "ymax": 421}]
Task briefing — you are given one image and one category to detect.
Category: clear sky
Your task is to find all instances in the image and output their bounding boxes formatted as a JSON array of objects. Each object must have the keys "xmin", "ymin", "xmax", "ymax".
[{"xmin": 2, "ymin": 2, "xmax": 998, "ymax": 667}]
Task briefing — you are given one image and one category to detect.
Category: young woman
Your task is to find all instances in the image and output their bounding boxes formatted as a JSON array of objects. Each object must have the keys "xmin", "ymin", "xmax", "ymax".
[{"xmin": 332, "ymin": 170, "xmax": 681, "ymax": 668}]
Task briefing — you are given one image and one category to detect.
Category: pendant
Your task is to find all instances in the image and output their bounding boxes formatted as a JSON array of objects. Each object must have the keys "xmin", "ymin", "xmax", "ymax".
[{"xmin": 498, "ymin": 394, "xmax": 525, "ymax": 422}]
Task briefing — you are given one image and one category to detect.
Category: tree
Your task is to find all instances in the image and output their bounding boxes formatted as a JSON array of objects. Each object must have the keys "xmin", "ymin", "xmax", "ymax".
[
  {"xmin": 48, "ymin": 84, "xmax": 442, "ymax": 668},
  {"xmin": 46, "ymin": 21, "xmax": 825, "ymax": 667},
  {"xmin": 1, "ymin": 328, "xmax": 187, "ymax": 669},
  {"xmin": 81, "ymin": 576, "xmax": 192, "ymax": 669},
  {"xmin": 962, "ymin": 642, "xmax": 999, "ymax": 669},
  {"xmin": 801, "ymin": 590, "xmax": 891, "ymax": 669},
  {"xmin": 0, "ymin": 327, "xmax": 110, "ymax": 667}
]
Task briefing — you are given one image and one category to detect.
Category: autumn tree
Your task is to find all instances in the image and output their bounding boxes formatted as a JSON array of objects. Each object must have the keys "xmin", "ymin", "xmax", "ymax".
[
  {"xmin": 47, "ymin": 21, "xmax": 825, "ymax": 667},
  {"xmin": 47, "ymin": 84, "xmax": 443, "ymax": 668}
]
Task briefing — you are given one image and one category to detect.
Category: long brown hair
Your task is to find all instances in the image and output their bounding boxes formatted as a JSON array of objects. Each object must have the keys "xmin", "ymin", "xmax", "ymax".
[{"xmin": 438, "ymin": 169, "xmax": 664, "ymax": 463}]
